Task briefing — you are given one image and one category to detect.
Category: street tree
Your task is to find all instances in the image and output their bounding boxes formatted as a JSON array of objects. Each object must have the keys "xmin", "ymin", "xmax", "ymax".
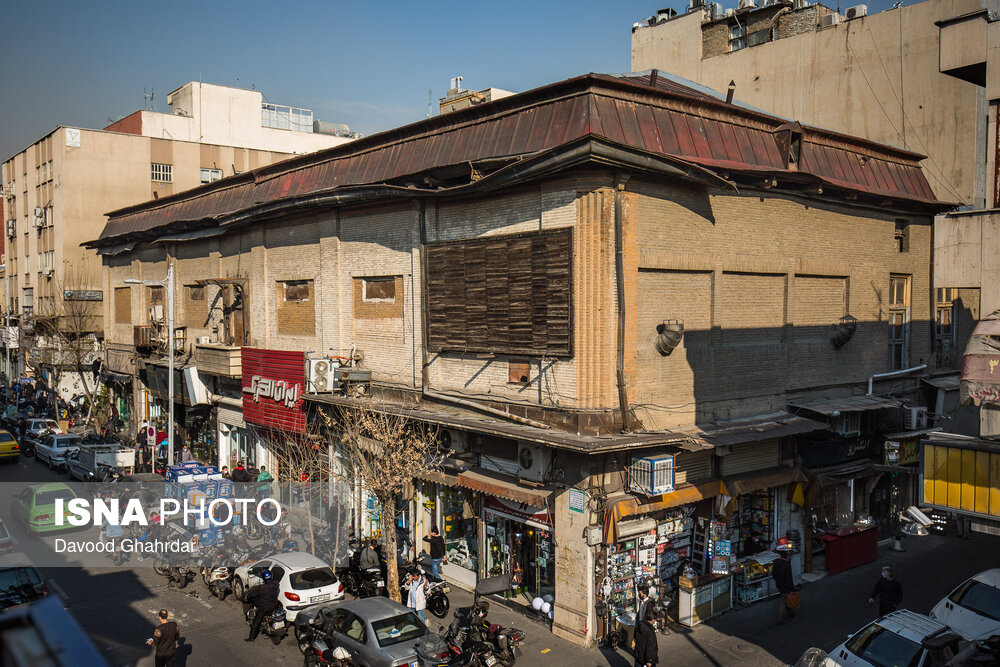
[{"xmin": 320, "ymin": 401, "xmax": 448, "ymax": 603}]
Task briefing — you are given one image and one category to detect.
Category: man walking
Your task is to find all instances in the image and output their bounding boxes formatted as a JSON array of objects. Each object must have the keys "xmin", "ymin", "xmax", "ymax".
[
  {"xmin": 180, "ymin": 445, "xmax": 194, "ymax": 462},
  {"xmin": 636, "ymin": 584, "xmax": 651, "ymax": 624},
  {"xmin": 405, "ymin": 568, "xmax": 428, "ymax": 621},
  {"xmin": 869, "ymin": 566, "xmax": 903, "ymax": 617},
  {"xmin": 145, "ymin": 609, "xmax": 179, "ymax": 667},
  {"xmin": 423, "ymin": 527, "xmax": 446, "ymax": 579},
  {"xmin": 772, "ymin": 548, "xmax": 795, "ymax": 625},
  {"xmin": 633, "ymin": 617, "xmax": 658, "ymax": 667}
]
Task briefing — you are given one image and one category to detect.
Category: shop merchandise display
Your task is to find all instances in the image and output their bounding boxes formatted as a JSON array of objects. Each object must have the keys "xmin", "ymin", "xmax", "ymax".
[{"xmin": 734, "ymin": 550, "xmax": 780, "ymax": 605}]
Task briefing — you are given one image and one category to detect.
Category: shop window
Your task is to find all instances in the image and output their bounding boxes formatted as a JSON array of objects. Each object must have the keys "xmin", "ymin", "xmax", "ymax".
[{"xmin": 438, "ymin": 487, "xmax": 478, "ymax": 572}]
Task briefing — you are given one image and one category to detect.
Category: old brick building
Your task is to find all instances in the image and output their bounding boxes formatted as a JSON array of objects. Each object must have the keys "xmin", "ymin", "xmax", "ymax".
[{"xmin": 89, "ymin": 72, "xmax": 949, "ymax": 644}]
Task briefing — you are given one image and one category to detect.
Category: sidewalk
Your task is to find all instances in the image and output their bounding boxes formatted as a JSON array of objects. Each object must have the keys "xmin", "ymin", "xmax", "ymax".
[{"xmin": 443, "ymin": 530, "xmax": 997, "ymax": 667}]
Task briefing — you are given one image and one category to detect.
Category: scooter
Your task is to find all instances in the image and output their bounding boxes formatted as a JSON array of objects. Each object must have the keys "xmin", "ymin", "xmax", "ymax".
[
  {"xmin": 467, "ymin": 575, "xmax": 525, "ymax": 666},
  {"xmin": 295, "ymin": 617, "xmax": 354, "ymax": 666},
  {"xmin": 245, "ymin": 605, "xmax": 288, "ymax": 646}
]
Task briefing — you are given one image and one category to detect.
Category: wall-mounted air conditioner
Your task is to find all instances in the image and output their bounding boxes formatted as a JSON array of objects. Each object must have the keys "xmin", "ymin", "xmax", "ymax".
[
  {"xmin": 904, "ymin": 406, "xmax": 928, "ymax": 430},
  {"xmin": 33, "ymin": 208, "xmax": 44, "ymax": 228},
  {"xmin": 845, "ymin": 4, "xmax": 867, "ymax": 19},
  {"xmin": 6, "ymin": 220, "xmax": 15, "ymax": 239},
  {"xmin": 306, "ymin": 357, "xmax": 337, "ymax": 393},
  {"xmin": 793, "ymin": 0, "xmax": 809, "ymax": 8},
  {"xmin": 195, "ymin": 336, "xmax": 212, "ymax": 345},
  {"xmin": 820, "ymin": 13, "xmax": 841, "ymax": 26},
  {"xmin": 435, "ymin": 428, "xmax": 469, "ymax": 454},
  {"xmin": 517, "ymin": 442, "xmax": 552, "ymax": 483},
  {"xmin": 42, "ymin": 268, "xmax": 53, "ymax": 278}
]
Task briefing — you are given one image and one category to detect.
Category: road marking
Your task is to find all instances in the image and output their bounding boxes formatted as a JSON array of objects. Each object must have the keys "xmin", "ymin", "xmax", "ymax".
[
  {"xmin": 47, "ymin": 577, "xmax": 68, "ymax": 600},
  {"xmin": 541, "ymin": 648, "xmax": 551, "ymax": 653}
]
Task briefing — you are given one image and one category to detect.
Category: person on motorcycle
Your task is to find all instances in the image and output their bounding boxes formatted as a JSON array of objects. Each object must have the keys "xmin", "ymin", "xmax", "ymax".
[
  {"xmin": 359, "ymin": 539, "xmax": 380, "ymax": 571},
  {"xmin": 245, "ymin": 569, "xmax": 281, "ymax": 642}
]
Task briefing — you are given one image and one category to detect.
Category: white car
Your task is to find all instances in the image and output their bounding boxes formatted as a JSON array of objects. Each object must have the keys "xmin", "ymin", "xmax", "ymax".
[
  {"xmin": 823, "ymin": 610, "xmax": 963, "ymax": 667},
  {"xmin": 26, "ymin": 419, "xmax": 62, "ymax": 439},
  {"xmin": 232, "ymin": 551, "xmax": 344, "ymax": 621},
  {"xmin": 35, "ymin": 433, "xmax": 81, "ymax": 470},
  {"xmin": 930, "ymin": 568, "xmax": 1000, "ymax": 640}
]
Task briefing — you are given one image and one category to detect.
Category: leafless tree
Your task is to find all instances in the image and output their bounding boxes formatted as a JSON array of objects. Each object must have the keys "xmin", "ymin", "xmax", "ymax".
[{"xmin": 320, "ymin": 402, "xmax": 448, "ymax": 603}]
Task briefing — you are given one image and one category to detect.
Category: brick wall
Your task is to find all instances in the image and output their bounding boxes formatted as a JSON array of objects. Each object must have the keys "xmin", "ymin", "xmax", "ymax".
[
  {"xmin": 631, "ymin": 178, "xmax": 935, "ymax": 430},
  {"xmin": 275, "ymin": 279, "xmax": 315, "ymax": 336},
  {"xmin": 779, "ymin": 5, "xmax": 822, "ymax": 38}
]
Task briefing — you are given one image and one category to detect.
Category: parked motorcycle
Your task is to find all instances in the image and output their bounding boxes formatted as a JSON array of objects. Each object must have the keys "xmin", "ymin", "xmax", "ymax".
[
  {"xmin": 153, "ymin": 552, "xmax": 196, "ymax": 589},
  {"xmin": 467, "ymin": 575, "xmax": 524, "ymax": 666},
  {"xmin": 424, "ymin": 612, "xmax": 501, "ymax": 667},
  {"xmin": 401, "ymin": 562, "xmax": 451, "ymax": 618},
  {"xmin": 245, "ymin": 605, "xmax": 288, "ymax": 645},
  {"xmin": 296, "ymin": 623, "xmax": 353, "ymax": 666},
  {"xmin": 201, "ymin": 550, "xmax": 233, "ymax": 601}
]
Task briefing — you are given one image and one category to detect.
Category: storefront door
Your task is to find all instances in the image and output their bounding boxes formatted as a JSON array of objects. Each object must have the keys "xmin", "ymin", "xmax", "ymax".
[{"xmin": 483, "ymin": 497, "xmax": 554, "ymax": 600}]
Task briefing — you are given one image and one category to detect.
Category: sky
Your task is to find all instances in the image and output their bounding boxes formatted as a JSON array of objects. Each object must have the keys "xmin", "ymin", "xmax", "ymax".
[{"xmin": 1, "ymin": 0, "xmax": 910, "ymax": 160}]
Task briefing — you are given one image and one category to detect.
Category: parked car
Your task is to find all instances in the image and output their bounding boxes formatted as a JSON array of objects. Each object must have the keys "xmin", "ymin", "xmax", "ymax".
[
  {"xmin": 25, "ymin": 418, "xmax": 62, "ymax": 440},
  {"xmin": 233, "ymin": 552, "xmax": 344, "ymax": 621},
  {"xmin": 35, "ymin": 433, "xmax": 82, "ymax": 470},
  {"xmin": 930, "ymin": 568, "xmax": 1000, "ymax": 641},
  {"xmin": 0, "ymin": 564, "xmax": 49, "ymax": 611},
  {"xmin": 0, "ymin": 429, "xmax": 19, "ymax": 463},
  {"xmin": 10, "ymin": 483, "xmax": 77, "ymax": 534},
  {"xmin": 294, "ymin": 597, "xmax": 447, "ymax": 667},
  {"xmin": 0, "ymin": 518, "xmax": 15, "ymax": 554},
  {"xmin": 823, "ymin": 610, "xmax": 963, "ymax": 667}
]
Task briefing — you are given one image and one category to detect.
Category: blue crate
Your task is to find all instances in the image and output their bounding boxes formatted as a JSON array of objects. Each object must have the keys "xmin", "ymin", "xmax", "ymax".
[
  {"xmin": 203, "ymin": 481, "xmax": 218, "ymax": 499},
  {"xmin": 203, "ymin": 465, "xmax": 219, "ymax": 475},
  {"xmin": 216, "ymin": 479, "xmax": 234, "ymax": 498}
]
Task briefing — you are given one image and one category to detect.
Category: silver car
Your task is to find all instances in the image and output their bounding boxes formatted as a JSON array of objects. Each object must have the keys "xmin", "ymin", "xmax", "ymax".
[{"xmin": 293, "ymin": 597, "xmax": 446, "ymax": 667}]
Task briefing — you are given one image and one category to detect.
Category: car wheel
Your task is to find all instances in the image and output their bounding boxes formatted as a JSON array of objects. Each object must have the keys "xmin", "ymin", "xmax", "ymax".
[{"xmin": 232, "ymin": 576, "xmax": 245, "ymax": 601}]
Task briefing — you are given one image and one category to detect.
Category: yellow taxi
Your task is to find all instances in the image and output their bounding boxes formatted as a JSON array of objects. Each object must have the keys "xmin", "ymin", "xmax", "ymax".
[{"xmin": 0, "ymin": 430, "xmax": 20, "ymax": 462}]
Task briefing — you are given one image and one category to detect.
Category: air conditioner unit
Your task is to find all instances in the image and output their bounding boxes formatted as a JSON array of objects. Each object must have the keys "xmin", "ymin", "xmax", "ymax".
[
  {"xmin": 42, "ymin": 268, "xmax": 53, "ymax": 278},
  {"xmin": 725, "ymin": 7, "xmax": 735, "ymax": 16},
  {"xmin": 738, "ymin": 0, "xmax": 756, "ymax": 9},
  {"xmin": 306, "ymin": 357, "xmax": 337, "ymax": 393},
  {"xmin": 820, "ymin": 13, "xmax": 841, "ymax": 26},
  {"xmin": 133, "ymin": 325, "xmax": 154, "ymax": 349},
  {"xmin": 793, "ymin": 0, "xmax": 809, "ymax": 8},
  {"xmin": 195, "ymin": 336, "xmax": 211, "ymax": 345},
  {"xmin": 5, "ymin": 220, "xmax": 15, "ymax": 239},
  {"xmin": 904, "ymin": 406, "xmax": 928, "ymax": 430},
  {"xmin": 845, "ymin": 4, "xmax": 867, "ymax": 19},
  {"xmin": 33, "ymin": 208, "xmax": 43, "ymax": 228},
  {"xmin": 709, "ymin": 2, "xmax": 723, "ymax": 19},
  {"xmin": 149, "ymin": 305, "xmax": 164, "ymax": 324},
  {"xmin": 435, "ymin": 427, "xmax": 469, "ymax": 454},
  {"xmin": 184, "ymin": 366, "xmax": 210, "ymax": 405},
  {"xmin": 517, "ymin": 442, "xmax": 552, "ymax": 483},
  {"xmin": 629, "ymin": 454, "xmax": 675, "ymax": 496},
  {"xmin": 761, "ymin": 0, "xmax": 778, "ymax": 6}
]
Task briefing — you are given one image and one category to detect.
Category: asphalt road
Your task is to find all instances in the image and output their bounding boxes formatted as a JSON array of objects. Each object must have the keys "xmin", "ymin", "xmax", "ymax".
[{"xmin": 1, "ymin": 453, "xmax": 997, "ymax": 667}]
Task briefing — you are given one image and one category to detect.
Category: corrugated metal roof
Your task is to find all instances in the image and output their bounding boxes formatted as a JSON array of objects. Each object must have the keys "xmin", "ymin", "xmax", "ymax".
[
  {"xmin": 679, "ymin": 411, "xmax": 827, "ymax": 447},
  {"xmin": 789, "ymin": 395, "xmax": 904, "ymax": 415},
  {"xmin": 93, "ymin": 72, "xmax": 948, "ymax": 247}
]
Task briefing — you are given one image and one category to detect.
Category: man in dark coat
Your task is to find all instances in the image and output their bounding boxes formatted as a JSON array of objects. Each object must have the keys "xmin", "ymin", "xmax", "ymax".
[
  {"xmin": 869, "ymin": 566, "xmax": 903, "ymax": 617},
  {"xmin": 633, "ymin": 618, "xmax": 658, "ymax": 667},
  {"xmin": 772, "ymin": 548, "xmax": 795, "ymax": 625}
]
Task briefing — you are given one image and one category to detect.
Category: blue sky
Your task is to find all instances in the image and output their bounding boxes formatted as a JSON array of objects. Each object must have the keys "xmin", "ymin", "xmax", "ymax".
[{"xmin": 1, "ymin": 0, "xmax": 909, "ymax": 159}]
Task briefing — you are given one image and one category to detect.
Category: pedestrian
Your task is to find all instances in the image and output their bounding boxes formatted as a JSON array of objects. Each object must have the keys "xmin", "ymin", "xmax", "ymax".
[
  {"xmin": 145, "ymin": 608, "xmax": 180, "ymax": 667},
  {"xmin": 359, "ymin": 539, "xmax": 380, "ymax": 571},
  {"xmin": 772, "ymin": 547, "xmax": 795, "ymax": 625},
  {"xmin": 423, "ymin": 526, "xmax": 446, "ymax": 579},
  {"xmin": 869, "ymin": 566, "xmax": 903, "ymax": 617},
  {"xmin": 741, "ymin": 531, "xmax": 766, "ymax": 557},
  {"xmin": 220, "ymin": 466, "xmax": 230, "ymax": 479},
  {"xmin": 633, "ymin": 617, "xmax": 658, "ymax": 667},
  {"xmin": 231, "ymin": 461, "xmax": 250, "ymax": 483},
  {"xmin": 405, "ymin": 568, "xmax": 428, "ymax": 621},
  {"xmin": 180, "ymin": 445, "xmax": 193, "ymax": 462},
  {"xmin": 636, "ymin": 584, "xmax": 651, "ymax": 624}
]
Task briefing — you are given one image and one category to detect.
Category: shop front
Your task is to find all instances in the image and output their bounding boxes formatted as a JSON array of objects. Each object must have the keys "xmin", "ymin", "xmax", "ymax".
[{"xmin": 483, "ymin": 496, "xmax": 554, "ymax": 601}]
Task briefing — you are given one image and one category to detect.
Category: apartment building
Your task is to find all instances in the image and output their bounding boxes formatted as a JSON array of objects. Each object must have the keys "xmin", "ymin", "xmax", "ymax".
[
  {"xmin": 0, "ymin": 82, "xmax": 357, "ymax": 390},
  {"xmin": 90, "ymin": 72, "xmax": 947, "ymax": 645}
]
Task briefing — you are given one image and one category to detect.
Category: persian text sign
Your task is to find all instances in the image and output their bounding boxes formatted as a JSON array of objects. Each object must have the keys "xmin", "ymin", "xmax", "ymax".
[{"xmin": 241, "ymin": 348, "xmax": 306, "ymax": 432}]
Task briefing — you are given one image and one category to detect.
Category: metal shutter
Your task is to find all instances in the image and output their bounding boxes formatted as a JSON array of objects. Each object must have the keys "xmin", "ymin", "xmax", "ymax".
[
  {"xmin": 217, "ymin": 403, "xmax": 245, "ymax": 429},
  {"xmin": 674, "ymin": 450, "xmax": 713, "ymax": 485},
  {"xmin": 720, "ymin": 440, "xmax": 780, "ymax": 476}
]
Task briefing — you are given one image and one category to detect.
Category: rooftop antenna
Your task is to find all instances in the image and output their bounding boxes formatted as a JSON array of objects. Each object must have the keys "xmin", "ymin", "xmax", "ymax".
[
  {"xmin": 427, "ymin": 87, "xmax": 432, "ymax": 118},
  {"xmin": 143, "ymin": 88, "xmax": 156, "ymax": 112}
]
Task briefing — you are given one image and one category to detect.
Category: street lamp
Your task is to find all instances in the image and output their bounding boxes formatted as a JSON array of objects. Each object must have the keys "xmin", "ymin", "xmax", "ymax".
[{"xmin": 124, "ymin": 264, "xmax": 174, "ymax": 465}]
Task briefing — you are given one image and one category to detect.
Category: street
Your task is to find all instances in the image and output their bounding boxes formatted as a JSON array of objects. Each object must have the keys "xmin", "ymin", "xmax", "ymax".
[{"xmin": 2, "ymin": 453, "xmax": 997, "ymax": 666}]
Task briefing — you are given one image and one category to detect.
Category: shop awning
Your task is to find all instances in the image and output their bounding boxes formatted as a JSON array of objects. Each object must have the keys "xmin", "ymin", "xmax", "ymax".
[
  {"xmin": 723, "ymin": 466, "xmax": 803, "ymax": 496},
  {"xmin": 804, "ymin": 459, "xmax": 875, "ymax": 485},
  {"xmin": 680, "ymin": 412, "xmax": 827, "ymax": 447},
  {"xmin": 883, "ymin": 428, "xmax": 940, "ymax": 440},
  {"xmin": 789, "ymin": 395, "xmax": 903, "ymax": 415},
  {"xmin": 415, "ymin": 469, "xmax": 461, "ymax": 486},
  {"xmin": 922, "ymin": 375, "xmax": 960, "ymax": 391},
  {"xmin": 604, "ymin": 479, "xmax": 726, "ymax": 543},
  {"xmin": 483, "ymin": 496, "xmax": 552, "ymax": 529},
  {"xmin": 456, "ymin": 469, "xmax": 551, "ymax": 508}
]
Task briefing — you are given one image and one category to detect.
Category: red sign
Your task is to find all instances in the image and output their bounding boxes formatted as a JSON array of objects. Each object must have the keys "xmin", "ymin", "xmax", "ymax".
[{"xmin": 241, "ymin": 348, "xmax": 306, "ymax": 433}]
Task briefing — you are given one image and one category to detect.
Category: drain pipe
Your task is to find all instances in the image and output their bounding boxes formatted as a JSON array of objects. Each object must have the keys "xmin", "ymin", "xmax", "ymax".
[
  {"xmin": 415, "ymin": 200, "xmax": 550, "ymax": 431},
  {"xmin": 867, "ymin": 364, "xmax": 927, "ymax": 395},
  {"xmin": 614, "ymin": 174, "xmax": 635, "ymax": 432}
]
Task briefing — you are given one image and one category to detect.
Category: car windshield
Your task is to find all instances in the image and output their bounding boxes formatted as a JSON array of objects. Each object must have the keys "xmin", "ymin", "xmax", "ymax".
[
  {"xmin": 0, "ymin": 567, "xmax": 41, "ymax": 590},
  {"xmin": 56, "ymin": 437, "xmax": 80, "ymax": 449},
  {"xmin": 952, "ymin": 581, "xmax": 1000, "ymax": 622},
  {"xmin": 372, "ymin": 612, "xmax": 426, "ymax": 647},
  {"xmin": 44, "ymin": 421, "xmax": 58, "ymax": 428},
  {"xmin": 846, "ymin": 623, "xmax": 922, "ymax": 667},
  {"xmin": 0, "ymin": 433, "xmax": 14, "ymax": 443},
  {"xmin": 35, "ymin": 488, "xmax": 75, "ymax": 506},
  {"xmin": 289, "ymin": 567, "xmax": 337, "ymax": 590}
]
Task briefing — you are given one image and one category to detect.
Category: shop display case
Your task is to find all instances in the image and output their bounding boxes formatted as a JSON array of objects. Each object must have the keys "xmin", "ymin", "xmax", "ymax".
[
  {"xmin": 734, "ymin": 551, "xmax": 779, "ymax": 605},
  {"xmin": 678, "ymin": 573, "xmax": 732, "ymax": 627}
]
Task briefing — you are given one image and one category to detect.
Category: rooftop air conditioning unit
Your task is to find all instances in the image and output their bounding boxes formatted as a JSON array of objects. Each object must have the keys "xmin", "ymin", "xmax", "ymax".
[
  {"xmin": 820, "ymin": 12, "xmax": 841, "ymax": 26},
  {"xmin": 149, "ymin": 305, "xmax": 164, "ymax": 324},
  {"xmin": 725, "ymin": 7, "xmax": 735, "ymax": 16},
  {"xmin": 517, "ymin": 442, "xmax": 552, "ymax": 483},
  {"xmin": 629, "ymin": 454, "xmax": 675, "ymax": 496},
  {"xmin": 845, "ymin": 4, "xmax": 867, "ymax": 19},
  {"xmin": 793, "ymin": 0, "xmax": 809, "ymax": 8},
  {"xmin": 306, "ymin": 357, "xmax": 337, "ymax": 393},
  {"xmin": 904, "ymin": 406, "xmax": 928, "ymax": 430},
  {"xmin": 738, "ymin": 0, "xmax": 756, "ymax": 9},
  {"xmin": 709, "ymin": 2, "xmax": 723, "ymax": 19}
]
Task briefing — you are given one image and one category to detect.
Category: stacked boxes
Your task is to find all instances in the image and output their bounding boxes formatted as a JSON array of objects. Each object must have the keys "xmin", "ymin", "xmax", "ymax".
[{"xmin": 160, "ymin": 463, "xmax": 233, "ymax": 547}]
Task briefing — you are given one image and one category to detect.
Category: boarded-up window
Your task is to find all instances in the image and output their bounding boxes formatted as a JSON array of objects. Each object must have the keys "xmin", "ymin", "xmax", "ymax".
[
  {"xmin": 354, "ymin": 276, "xmax": 403, "ymax": 319},
  {"xmin": 184, "ymin": 285, "xmax": 206, "ymax": 328},
  {"xmin": 426, "ymin": 228, "xmax": 572, "ymax": 356},
  {"xmin": 276, "ymin": 280, "xmax": 315, "ymax": 336},
  {"xmin": 508, "ymin": 360, "xmax": 530, "ymax": 385},
  {"xmin": 149, "ymin": 286, "xmax": 164, "ymax": 305},
  {"xmin": 114, "ymin": 287, "xmax": 131, "ymax": 325}
]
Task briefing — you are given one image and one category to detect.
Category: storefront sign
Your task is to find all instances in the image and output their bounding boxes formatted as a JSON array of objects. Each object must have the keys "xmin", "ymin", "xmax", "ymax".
[
  {"xmin": 798, "ymin": 436, "xmax": 872, "ymax": 467},
  {"xmin": 568, "ymin": 489, "xmax": 585, "ymax": 514},
  {"xmin": 63, "ymin": 290, "xmax": 103, "ymax": 301},
  {"xmin": 241, "ymin": 348, "xmax": 306, "ymax": 433},
  {"xmin": 483, "ymin": 496, "xmax": 552, "ymax": 529}
]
